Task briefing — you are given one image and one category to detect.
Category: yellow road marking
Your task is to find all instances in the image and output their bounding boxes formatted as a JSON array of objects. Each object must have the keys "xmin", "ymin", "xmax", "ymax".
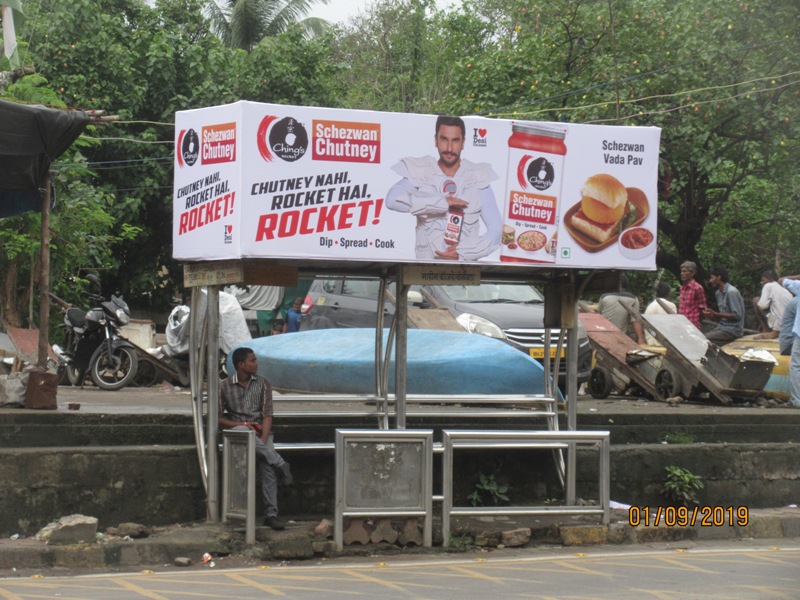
[
  {"xmin": 224, "ymin": 572, "xmax": 286, "ymax": 596},
  {"xmin": 113, "ymin": 578, "xmax": 171, "ymax": 600},
  {"xmin": 341, "ymin": 568, "xmax": 412, "ymax": 593},
  {"xmin": 447, "ymin": 565, "xmax": 506, "ymax": 583},
  {"xmin": 0, "ymin": 586, "xmax": 24, "ymax": 600}
]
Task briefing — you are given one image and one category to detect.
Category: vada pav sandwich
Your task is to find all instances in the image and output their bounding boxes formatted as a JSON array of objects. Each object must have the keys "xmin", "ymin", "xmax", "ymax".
[{"xmin": 570, "ymin": 174, "xmax": 631, "ymax": 243}]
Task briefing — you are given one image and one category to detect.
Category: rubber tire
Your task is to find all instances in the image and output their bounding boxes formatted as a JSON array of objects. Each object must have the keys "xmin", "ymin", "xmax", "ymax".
[
  {"xmin": 90, "ymin": 345, "xmax": 139, "ymax": 391},
  {"xmin": 66, "ymin": 364, "xmax": 86, "ymax": 387},
  {"xmin": 588, "ymin": 366, "xmax": 613, "ymax": 399},
  {"xmin": 655, "ymin": 367, "xmax": 682, "ymax": 400},
  {"xmin": 131, "ymin": 358, "xmax": 162, "ymax": 387}
]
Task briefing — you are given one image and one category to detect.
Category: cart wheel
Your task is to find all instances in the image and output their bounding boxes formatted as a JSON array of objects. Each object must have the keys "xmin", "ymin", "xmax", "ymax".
[
  {"xmin": 656, "ymin": 368, "xmax": 682, "ymax": 400},
  {"xmin": 588, "ymin": 367, "xmax": 613, "ymax": 399},
  {"xmin": 132, "ymin": 358, "xmax": 162, "ymax": 388}
]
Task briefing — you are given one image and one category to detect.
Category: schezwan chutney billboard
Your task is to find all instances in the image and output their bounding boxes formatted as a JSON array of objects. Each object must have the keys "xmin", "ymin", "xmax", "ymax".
[{"xmin": 173, "ymin": 101, "xmax": 661, "ymax": 270}]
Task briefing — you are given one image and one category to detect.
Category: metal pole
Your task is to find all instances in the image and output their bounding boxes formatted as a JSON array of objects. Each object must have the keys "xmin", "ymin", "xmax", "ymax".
[
  {"xmin": 375, "ymin": 277, "xmax": 386, "ymax": 396},
  {"xmin": 394, "ymin": 267, "xmax": 408, "ymax": 429},
  {"xmin": 376, "ymin": 276, "xmax": 389, "ymax": 429},
  {"xmin": 566, "ymin": 276, "xmax": 578, "ymax": 505},
  {"xmin": 189, "ymin": 287, "xmax": 209, "ymax": 494},
  {"xmin": 37, "ymin": 180, "xmax": 51, "ymax": 368},
  {"xmin": 206, "ymin": 286, "xmax": 221, "ymax": 522}
]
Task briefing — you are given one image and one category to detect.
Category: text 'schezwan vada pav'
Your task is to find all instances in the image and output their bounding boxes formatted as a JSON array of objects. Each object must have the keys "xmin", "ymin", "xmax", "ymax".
[{"xmin": 570, "ymin": 174, "xmax": 628, "ymax": 244}]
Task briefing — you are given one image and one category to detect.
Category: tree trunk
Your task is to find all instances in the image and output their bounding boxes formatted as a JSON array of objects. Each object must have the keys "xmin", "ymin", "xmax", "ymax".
[{"xmin": 2, "ymin": 258, "xmax": 22, "ymax": 327}]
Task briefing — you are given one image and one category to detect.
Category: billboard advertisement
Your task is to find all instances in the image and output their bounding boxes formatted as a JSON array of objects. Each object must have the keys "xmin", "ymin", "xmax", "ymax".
[{"xmin": 173, "ymin": 101, "xmax": 661, "ymax": 270}]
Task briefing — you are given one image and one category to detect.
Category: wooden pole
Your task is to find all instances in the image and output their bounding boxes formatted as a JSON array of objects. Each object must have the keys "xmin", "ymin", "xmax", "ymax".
[{"xmin": 37, "ymin": 178, "xmax": 50, "ymax": 368}]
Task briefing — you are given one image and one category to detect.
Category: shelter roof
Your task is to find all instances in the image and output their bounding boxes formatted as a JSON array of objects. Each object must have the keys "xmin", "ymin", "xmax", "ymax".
[{"xmin": 0, "ymin": 100, "xmax": 90, "ymax": 218}]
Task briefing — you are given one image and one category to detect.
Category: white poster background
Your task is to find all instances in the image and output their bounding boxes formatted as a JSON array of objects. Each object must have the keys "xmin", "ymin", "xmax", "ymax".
[{"xmin": 173, "ymin": 101, "xmax": 661, "ymax": 270}]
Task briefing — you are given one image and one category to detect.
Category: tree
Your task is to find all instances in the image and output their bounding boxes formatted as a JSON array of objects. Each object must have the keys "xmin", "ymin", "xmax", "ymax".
[
  {"xmin": 439, "ymin": 0, "xmax": 800, "ymax": 293},
  {"xmin": 5, "ymin": 0, "xmax": 342, "ymax": 322},
  {"xmin": 0, "ymin": 74, "xmax": 140, "ymax": 329},
  {"xmin": 206, "ymin": 0, "xmax": 331, "ymax": 51}
]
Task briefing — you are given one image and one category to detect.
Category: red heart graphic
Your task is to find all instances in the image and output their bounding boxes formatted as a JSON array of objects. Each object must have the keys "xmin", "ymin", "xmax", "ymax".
[
  {"xmin": 226, "ymin": 225, "xmax": 232, "ymax": 234},
  {"xmin": 478, "ymin": 128, "xmax": 487, "ymax": 138}
]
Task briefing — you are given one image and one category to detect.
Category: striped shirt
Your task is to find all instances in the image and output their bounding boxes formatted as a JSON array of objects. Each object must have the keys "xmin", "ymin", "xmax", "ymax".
[{"xmin": 219, "ymin": 373, "xmax": 273, "ymax": 423}]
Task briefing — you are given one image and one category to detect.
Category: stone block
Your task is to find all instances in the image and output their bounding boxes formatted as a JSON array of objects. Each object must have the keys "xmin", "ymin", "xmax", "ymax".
[
  {"xmin": 739, "ymin": 515, "xmax": 783, "ymax": 539},
  {"xmin": 270, "ymin": 538, "xmax": 314, "ymax": 559},
  {"xmin": 606, "ymin": 522, "xmax": 633, "ymax": 545},
  {"xmin": 501, "ymin": 527, "xmax": 531, "ymax": 547},
  {"xmin": 370, "ymin": 519, "xmax": 398, "ymax": 544},
  {"xmin": 51, "ymin": 545, "xmax": 105, "ymax": 569},
  {"xmin": 343, "ymin": 519, "xmax": 371, "ymax": 545},
  {"xmin": 780, "ymin": 516, "xmax": 800, "ymax": 537},
  {"xmin": 398, "ymin": 518, "xmax": 423, "ymax": 547},
  {"xmin": 694, "ymin": 523, "xmax": 735, "ymax": 540},
  {"xmin": 559, "ymin": 524, "xmax": 607, "ymax": 546},
  {"xmin": 117, "ymin": 523, "xmax": 150, "ymax": 539},
  {"xmin": 313, "ymin": 519, "xmax": 334, "ymax": 539},
  {"xmin": 43, "ymin": 515, "xmax": 98, "ymax": 545},
  {"xmin": 312, "ymin": 540, "xmax": 338, "ymax": 554}
]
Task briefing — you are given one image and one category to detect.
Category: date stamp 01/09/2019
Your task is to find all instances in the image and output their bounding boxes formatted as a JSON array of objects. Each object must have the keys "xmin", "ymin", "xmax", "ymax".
[{"xmin": 628, "ymin": 506, "xmax": 749, "ymax": 527}]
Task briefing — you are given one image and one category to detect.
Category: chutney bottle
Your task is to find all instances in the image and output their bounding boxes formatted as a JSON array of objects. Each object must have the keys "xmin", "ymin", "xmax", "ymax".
[
  {"xmin": 441, "ymin": 178, "xmax": 463, "ymax": 246},
  {"xmin": 500, "ymin": 123, "xmax": 567, "ymax": 263}
]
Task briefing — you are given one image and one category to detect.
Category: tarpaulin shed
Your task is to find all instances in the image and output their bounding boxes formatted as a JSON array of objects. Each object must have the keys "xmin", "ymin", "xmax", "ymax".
[
  {"xmin": 0, "ymin": 98, "xmax": 90, "ymax": 366},
  {"xmin": 0, "ymin": 99, "xmax": 90, "ymax": 218}
]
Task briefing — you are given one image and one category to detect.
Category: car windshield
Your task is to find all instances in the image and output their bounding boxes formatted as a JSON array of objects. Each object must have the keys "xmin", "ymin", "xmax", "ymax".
[{"xmin": 437, "ymin": 284, "xmax": 544, "ymax": 303}]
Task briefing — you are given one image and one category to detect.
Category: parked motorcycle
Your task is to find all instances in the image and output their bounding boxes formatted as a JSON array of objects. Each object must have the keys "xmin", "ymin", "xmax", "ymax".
[{"xmin": 51, "ymin": 274, "xmax": 139, "ymax": 391}]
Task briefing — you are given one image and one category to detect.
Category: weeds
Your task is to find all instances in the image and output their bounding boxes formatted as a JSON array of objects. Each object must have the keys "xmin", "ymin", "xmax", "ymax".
[
  {"xmin": 661, "ymin": 466, "xmax": 704, "ymax": 506},
  {"xmin": 467, "ymin": 473, "xmax": 510, "ymax": 507}
]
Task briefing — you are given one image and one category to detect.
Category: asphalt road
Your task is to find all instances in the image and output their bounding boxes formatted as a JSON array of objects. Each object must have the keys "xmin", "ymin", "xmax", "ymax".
[{"xmin": 0, "ymin": 542, "xmax": 797, "ymax": 599}]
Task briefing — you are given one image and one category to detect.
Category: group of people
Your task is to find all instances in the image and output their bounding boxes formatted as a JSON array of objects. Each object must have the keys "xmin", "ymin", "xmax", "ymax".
[{"xmin": 599, "ymin": 261, "xmax": 800, "ymax": 408}]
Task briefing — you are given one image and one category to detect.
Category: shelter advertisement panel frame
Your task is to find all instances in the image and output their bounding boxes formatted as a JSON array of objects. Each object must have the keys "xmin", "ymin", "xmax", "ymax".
[
  {"xmin": 221, "ymin": 429, "xmax": 256, "ymax": 544},
  {"xmin": 173, "ymin": 101, "xmax": 661, "ymax": 270},
  {"xmin": 335, "ymin": 429, "xmax": 434, "ymax": 550}
]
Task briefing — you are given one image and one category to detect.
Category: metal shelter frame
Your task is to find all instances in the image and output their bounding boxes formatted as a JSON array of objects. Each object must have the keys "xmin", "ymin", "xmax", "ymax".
[{"xmin": 185, "ymin": 260, "xmax": 610, "ymax": 523}]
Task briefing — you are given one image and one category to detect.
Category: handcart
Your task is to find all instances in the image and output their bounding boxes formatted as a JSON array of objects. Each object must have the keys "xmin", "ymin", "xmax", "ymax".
[
  {"xmin": 642, "ymin": 314, "xmax": 776, "ymax": 405},
  {"xmin": 580, "ymin": 312, "xmax": 663, "ymax": 399}
]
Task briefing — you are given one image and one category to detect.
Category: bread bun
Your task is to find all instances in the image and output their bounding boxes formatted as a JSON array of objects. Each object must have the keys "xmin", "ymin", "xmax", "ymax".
[
  {"xmin": 571, "ymin": 210, "xmax": 618, "ymax": 243},
  {"xmin": 580, "ymin": 174, "xmax": 627, "ymax": 224}
]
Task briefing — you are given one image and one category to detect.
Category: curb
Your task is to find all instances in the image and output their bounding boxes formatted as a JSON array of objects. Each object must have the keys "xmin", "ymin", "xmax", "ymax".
[{"xmin": 1, "ymin": 509, "xmax": 798, "ymax": 573}]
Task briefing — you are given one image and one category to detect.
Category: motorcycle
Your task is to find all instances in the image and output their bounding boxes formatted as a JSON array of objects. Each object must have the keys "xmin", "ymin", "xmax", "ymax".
[{"xmin": 51, "ymin": 274, "xmax": 139, "ymax": 391}]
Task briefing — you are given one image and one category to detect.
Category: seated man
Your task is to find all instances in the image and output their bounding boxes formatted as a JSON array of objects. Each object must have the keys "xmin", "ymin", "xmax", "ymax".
[
  {"xmin": 702, "ymin": 267, "xmax": 744, "ymax": 345},
  {"xmin": 753, "ymin": 269, "xmax": 793, "ymax": 340},
  {"xmin": 219, "ymin": 347, "xmax": 293, "ymax": 530}
]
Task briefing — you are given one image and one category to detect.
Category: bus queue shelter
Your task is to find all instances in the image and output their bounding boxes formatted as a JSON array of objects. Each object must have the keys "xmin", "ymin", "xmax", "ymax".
[{"xmin": 173, "ymin": 101, "xmax": 660, "ymax": 523}]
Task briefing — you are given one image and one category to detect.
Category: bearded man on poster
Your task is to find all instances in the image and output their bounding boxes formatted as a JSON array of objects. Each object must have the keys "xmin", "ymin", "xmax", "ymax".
[{"xmin": 386, "ymin": 115, "xmax": 502, "ymax": 261}]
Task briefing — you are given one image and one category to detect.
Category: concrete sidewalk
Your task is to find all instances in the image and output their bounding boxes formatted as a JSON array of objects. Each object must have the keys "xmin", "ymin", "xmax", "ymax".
[{"xmin": 1, "ymin": 384, "xmax": 798, "ymax": 575}]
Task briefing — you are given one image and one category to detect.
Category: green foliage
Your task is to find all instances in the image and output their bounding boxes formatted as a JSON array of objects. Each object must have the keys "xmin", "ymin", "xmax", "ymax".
[
  {"xmin": 206, "ymin": 0, "xmax": 332, "ymax": 51},
  {"xmin": 1, "ymin": 0, "xmax": 341, "ymax": 322},
  {"xmin": 661, "ymin": 430, "xmax": 695, "ymax": 445},
  {"xmin": 661, "ymin": 466, "xmax": 704, "ymax": 507},
  {"xmin": 448, "ymin": 531, "xmax": 474, "ymax": 549},
  {"xmin": 3, "ymin": 0, "xmax": 797, "ymax": 329},
  {"xmin": 467, "ymin": 472, "xmax": 510, "ymax": 507},
  {"xmin": 438, "ymin": 0, "xmax": 800, "ymax": 287}
]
